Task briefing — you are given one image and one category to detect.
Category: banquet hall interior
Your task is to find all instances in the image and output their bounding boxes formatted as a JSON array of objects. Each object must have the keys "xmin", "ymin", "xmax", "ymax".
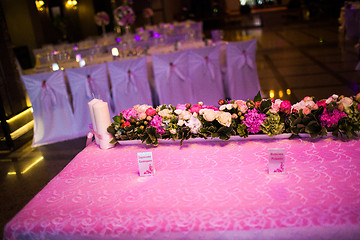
[{"xmin": 0, "ymin": 0, "xmax": 359, "ymax": 238}]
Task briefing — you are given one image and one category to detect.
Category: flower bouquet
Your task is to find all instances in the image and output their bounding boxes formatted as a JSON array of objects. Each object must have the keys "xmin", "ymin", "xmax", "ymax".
[
  {"xmin": 94, "ymin": 11, "xmax": 110, "ymax": 35},
  {"xmin": 107, "ymin": 92, "xmax": 360, "ymax": 146}
]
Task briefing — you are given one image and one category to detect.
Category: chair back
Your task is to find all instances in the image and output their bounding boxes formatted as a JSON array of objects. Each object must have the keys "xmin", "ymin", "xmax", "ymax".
[
  {"xmin": 21, "ymin": 71, "xmax": 75, "ymax": 146},
  {"xmin": 65, "ymin": 63, "xmax": 112, "ymax": 136},
  {"xmin": 107, "ymin": 57, "xmax": 153, "ymax": 114},
  {"xmin": 226, "ymin": 39, "xmax": 261, "ymax": 100}
]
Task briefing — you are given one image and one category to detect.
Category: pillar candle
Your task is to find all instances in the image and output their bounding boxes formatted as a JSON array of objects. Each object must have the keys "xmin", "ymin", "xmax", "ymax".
[
  {"xmin": 88, "ymin": 98, "xmax": 101, "ymax": 145},
  {"xmin": 93, "ymin": 101, "xmax": 114, "ymax": 149}
]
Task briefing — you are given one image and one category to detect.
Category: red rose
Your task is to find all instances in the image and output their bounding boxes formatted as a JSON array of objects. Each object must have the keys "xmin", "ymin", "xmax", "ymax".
[{"xmin": 122, "ymin": 121, "xmax": 131, "ymax": 128}]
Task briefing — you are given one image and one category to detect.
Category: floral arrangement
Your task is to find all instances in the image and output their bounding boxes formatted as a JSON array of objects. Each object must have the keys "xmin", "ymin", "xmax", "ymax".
[
  {"xmin": 114, "ymin": 6, "xmax": 136, "ymax": 26},
  {"xmin": 107, "ymin": 92, "xmax": 360, "ymax": 146},
  {"xmin": 143, "ymin": 8, "xmax": 154, "ymax": 19},
  {"xmin": 94, "ymin": 11, "xmax": 110, "ymax": 26}
]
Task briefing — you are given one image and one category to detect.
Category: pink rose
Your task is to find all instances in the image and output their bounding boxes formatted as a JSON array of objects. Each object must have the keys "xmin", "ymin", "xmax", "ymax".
[
  {"xmin": 176, "ymin": 104, "xmax": 187, "ymax": 110},
  {"xmin": 280, "ymin": 100, "xmax": 291, "ymax": 115},
  {"xmin": 303, "ymin": 96, "xmax": 312, "ymax": 101},
  {"xmin": 312, "ymin": 104, "xmax": 319, "ymax": 110},
  {"xmin": 303, "ymin": 107, "xmax": 311, "ymax": 115},
  {"xmin": 316, "ymin": 100, "xmax": 327, "ymax": 108},
  {"xmin": 145, "ymin": 107, "xmax": 156, "ymax": 116},
  {"xmin": 190, "ymin": 104, "xmax": 203, "ymax": 113},
  {"xmin": 203, "ymin": 105, "xmax": 219, "ymax": 111}
]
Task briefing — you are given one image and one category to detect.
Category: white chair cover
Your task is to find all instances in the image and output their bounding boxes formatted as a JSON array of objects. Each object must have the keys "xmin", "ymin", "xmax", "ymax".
[
  {"xmin": 21, "ymin": 71, "xmax": 75, "ymax": 147},
  {"xmin": 65, "ymin": 63, "xmax": 112, "ymax": 136},
  {"xmin": 226, "ymin": 39, "xmax": 261, "ymax": 101},
  {"xmin": 107, "ymin": 57, "xmax": 153, "ymax": 114},
  {"xmin": 152, "ymin": 51, "xmax": 190, "ymax": 105},
  {"xmin": 188, "ymin": 46, "xmax": 225, "ymax": 105}
]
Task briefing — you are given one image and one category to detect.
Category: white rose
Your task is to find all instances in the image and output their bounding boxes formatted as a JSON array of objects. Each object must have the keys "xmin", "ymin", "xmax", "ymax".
[
  {"xmin": 325, "ymin": 97, "xmax": 333, "ymax": 105},
  {"xmin": 174, "ymin": 109, "xmax": 182, "ymax": 115},
  {"xmin": 178, "ymin": 120, "xmax": 185, "ymax": 126},
  {"xmin": 203, "ymin": 109, "xmax": 218, "ymax": 122},
  {"xmin": 158, "ymin": 109, "xmax": 171, "ymax": 118},
  {"xmin": 193, "ymin": 112, "xmax": 198, "ymax": 118},
  {"xmin": 340, "ymin": 97, "xmax": 353, "ymax": 109},
  {"xmin": 170, "ymin": 129, "xmax": 177, "ymax": 134},
  {"xmin": 226, "ymin": 104, "xmax": 233, "ymax": 110},
  {"xmin": 216, "ymin": 111, "xmax": 232, "ymax": 127},
  {"xmin": 219, "ymin": 105, "xmax": 226, "ymax": 111},
  {"xmin": 198, "ymin": 101, "xmax": 203, "ymax": 105},
  {"xmin": 137, "ymin": 104, "xmax": 151, "ymax": 113},
  {"xmin": 332, "ymin": 94, "xmax": 339, "ymax": 99},
  {"xmin": 180, "ymin": 110, "xmax": 192, "ymax": 120}
]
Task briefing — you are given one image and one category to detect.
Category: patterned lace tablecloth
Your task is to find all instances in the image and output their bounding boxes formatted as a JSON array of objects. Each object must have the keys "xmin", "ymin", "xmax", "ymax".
[{"xmin": 4, "ymin": 138, "xmax": 360, "ymax": 240}]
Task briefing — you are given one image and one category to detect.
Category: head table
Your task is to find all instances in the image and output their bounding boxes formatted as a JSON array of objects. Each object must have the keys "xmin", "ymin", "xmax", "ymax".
[{"xmin": 4, "ymin": 137, "xmax": 360, "ymax": 240}]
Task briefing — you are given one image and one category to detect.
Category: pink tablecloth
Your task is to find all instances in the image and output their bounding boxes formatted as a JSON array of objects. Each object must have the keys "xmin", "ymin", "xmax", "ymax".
[{"xmin": 4, "ymin": 138, "xmax": 360, "ymax": 239}]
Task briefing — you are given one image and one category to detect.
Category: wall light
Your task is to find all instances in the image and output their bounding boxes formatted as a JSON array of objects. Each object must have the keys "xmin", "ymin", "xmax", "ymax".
[
  {"xmin": 66, "ymin": 0, "xmax": 78, "ymax": 9},
  {"xmin": 35, "ymin": 0, "xmax": 45, "ymax": 11}
]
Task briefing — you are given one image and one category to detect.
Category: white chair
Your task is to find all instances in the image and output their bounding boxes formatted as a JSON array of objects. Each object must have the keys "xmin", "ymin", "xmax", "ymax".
[
  {"xmin": 152, "ymin": 50, "xmax": 190, "ymax": 105},
  {"xmin": 107, "ymin": 57, "xmax": 153, "ymax": 114},
  {"xmin": 21, "ymin": 71, "xmax": 75, "ymax": 147},
  {"xmin": 225, "ymin": 39, "xmax": 261, "ymax": 101},
  {"xmin": 65, "ymin": 63, "xmax": 112, "ymax": 136},
  {"xmin": 188, "ymin": 45, "xmax": 225, "ymax": 105}
]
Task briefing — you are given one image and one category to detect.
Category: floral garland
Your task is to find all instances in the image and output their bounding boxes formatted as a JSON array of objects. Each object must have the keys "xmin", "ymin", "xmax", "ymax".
[
  {"xmin": 114, "ymin": 6, "xmax": 136, "ymax": 26},
  {"xmin": 94, "ymin": 11, "xmax": 110, "ymax": 26},
  {"xmin": 107, "ymin": 92, "xmax": 360, "ymax": 146}
]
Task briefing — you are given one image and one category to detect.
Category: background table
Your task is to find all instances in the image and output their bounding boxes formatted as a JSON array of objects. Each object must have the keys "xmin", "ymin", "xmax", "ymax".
[{"xmin": 4, "ymin": 137, "xmax": 360, "ymax": 239}]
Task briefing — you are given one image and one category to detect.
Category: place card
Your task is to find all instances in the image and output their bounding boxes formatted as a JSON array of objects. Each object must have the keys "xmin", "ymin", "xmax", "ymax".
[
  {"xmin": 137, "ymin": 152, "xmax": 155, "ymax": 177},
  {"xmin": 268, "ymin": 148, "xmax": 285, "ymax": 174}
]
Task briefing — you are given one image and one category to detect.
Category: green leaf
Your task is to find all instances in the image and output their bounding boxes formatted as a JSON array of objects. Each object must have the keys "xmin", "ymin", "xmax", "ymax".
[{"xmin": 253, "ymin": 91, "xmax": 262, "ymax": 102}]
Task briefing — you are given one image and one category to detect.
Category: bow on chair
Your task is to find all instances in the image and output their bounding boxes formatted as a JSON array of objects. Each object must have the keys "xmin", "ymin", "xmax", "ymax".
[
  {"xmin": 237, "ymin": 49, "xmax": 254, "ymax": 69},
  {"xmin": 126, "ymin": 70, "xmax": 138, "ymax": 93},
  {"xmin": 41, "ymin": 80, "xmax": 57, "ymax": 108},
  {"xmin": 85, "ymin": 74, "xmax": 96, "ymax": 99},
  {"xmin": 204, "ymin": 56, "xmax": 216, "ymax": 81},
  {"xmin": 167, "ymin": 62, "xmax": 186, "ymax": 83}
]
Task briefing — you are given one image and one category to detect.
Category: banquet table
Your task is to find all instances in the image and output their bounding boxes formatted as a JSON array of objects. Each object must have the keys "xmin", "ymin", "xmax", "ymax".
[{"xmin": 4, "ymin": 137, "xmax": 360, "ymax": 240}]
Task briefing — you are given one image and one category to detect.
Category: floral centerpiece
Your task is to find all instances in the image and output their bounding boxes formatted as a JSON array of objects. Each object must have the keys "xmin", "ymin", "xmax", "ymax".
[
  {"xmin": 107, "ymin": 92, "xmax": 360, "ymax": 146},
  {"xmin": 94, "ymin": 11, "xmax": 110, "ymax": 35},
  {"xmin": 114, "ymin": 6, "xmax": 136, "ymax": 26},
  {"xmin": 143, "ymin": 8, "xmax": 153, "ymax": 25}
]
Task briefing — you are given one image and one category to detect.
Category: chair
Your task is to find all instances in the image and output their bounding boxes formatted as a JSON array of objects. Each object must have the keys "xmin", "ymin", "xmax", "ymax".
[
  {"xmin": 107, "ymin": 57, "xmax": 153, "ymax": 114},
  {"xmin": 152, "ymin": 50, "xmax": 190, "ymax": 105},
  {"xmin": 65, "ymin": 63, "xmax": 112, "ymax": 136},
  {"xmin": 21, "ymin": 71, "xmax": 75, "ymax": 147},
  {"xmin": 188, "ymin": 45, "xmax": 225, "ymax": 105},
  {"xmin": 225, "ymin": 39, "xmax": 261, "ymax": 101}
]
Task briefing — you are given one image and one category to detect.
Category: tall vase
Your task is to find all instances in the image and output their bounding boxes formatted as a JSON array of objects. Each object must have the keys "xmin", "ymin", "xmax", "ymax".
[
  {"xmin": 101, "ymin": 25, "xmax": 106, "ymax": 36},
  {"xmin": 122, "ymin": 25, "xmax": 132, "ymax": 43}
]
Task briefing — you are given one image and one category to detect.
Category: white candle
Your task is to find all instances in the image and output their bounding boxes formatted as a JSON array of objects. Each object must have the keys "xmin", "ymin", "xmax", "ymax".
[
  {"xmin": 88, "ymin": 98, "xmax": 101, "ymax": 145},
  {"xmin": 93, "ymin": 101, "xmax": 114, "ymax": 149}
]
